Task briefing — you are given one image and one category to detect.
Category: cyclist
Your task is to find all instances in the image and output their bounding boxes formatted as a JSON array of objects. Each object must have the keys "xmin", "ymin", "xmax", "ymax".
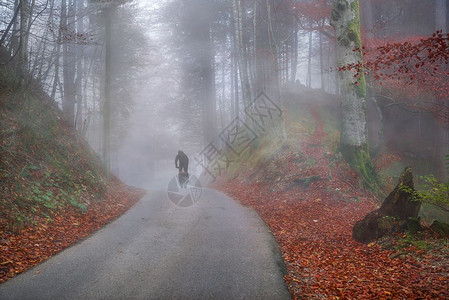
[{"xmin": 175, "ymin": 150, "xmax": 189, "ymax": 187}]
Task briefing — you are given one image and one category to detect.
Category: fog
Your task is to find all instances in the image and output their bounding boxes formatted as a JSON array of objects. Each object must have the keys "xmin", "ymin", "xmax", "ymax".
[
  {"xmin": 1, "ymin": 0, "xmax": 448, "ymax": 296},
  {"xmin": 109, "ymin": 0, "xmax": 324, "ymax": 189},
  {"xmin": 71, "ymin": 0, "xmax": 447, "ymax": 189}
]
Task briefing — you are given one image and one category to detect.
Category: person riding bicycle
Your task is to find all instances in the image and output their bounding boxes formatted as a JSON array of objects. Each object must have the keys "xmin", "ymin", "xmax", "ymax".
[{"xmin": 175, "ymin": 150, "xmax": 189, "ymax": 187}]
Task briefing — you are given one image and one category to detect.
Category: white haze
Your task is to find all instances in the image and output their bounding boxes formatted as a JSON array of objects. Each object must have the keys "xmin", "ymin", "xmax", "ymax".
[{"xmin": 111, "ymin": 0, "xmax": 313, "ymax": 190}]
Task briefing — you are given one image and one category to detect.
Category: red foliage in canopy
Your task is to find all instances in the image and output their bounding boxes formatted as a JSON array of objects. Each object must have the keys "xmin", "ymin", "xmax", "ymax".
[
  {"xmin": 290, "ymin": 0, "xmax": 332, "ymax": 23},
  {"xmin": 340, "ymin": 31, "xmax": 449, "ymax": 123}
]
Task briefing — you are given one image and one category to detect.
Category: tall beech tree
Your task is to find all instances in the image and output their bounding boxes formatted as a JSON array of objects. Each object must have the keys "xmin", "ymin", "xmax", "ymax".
[{"xmin": 331, "ymin": 0, "xmax": 376, "ymax": 187}]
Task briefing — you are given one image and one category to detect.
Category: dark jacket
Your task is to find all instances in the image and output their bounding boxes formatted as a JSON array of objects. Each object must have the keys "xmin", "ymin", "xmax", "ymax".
[{"xmin": 175, "ymin": 151, "xmax": 189, "ymax": 169}]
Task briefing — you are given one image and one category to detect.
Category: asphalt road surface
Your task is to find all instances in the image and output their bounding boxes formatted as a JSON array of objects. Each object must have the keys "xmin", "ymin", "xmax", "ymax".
[{"xmin": 0, "ymin": 187, "xmax": 291, "ymax": 300}]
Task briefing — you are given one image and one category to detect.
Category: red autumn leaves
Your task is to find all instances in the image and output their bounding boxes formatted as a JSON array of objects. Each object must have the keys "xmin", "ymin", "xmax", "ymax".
[
  {"xmin": 214, "ymin": 109, "xmax": 449, "ymax": 299},
  {"xmin": 0, "ymin": 179, "xmax": 144, "ymax": 283}
]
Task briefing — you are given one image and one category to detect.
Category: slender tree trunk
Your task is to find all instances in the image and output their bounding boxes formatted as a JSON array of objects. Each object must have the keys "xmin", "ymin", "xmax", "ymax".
[
  {"xmin": 62, "ymin": 0, "xmax": 77, "ymax": 125},
  {"xmin": 0, "ymin": 2, "xmax": 20, "ymax": 49},
  {"xmin": 319, "ymin": 31, "xmax": 324, "ymax": 90},
  {"xmin": 33, "ymin": 1, "xmax": 54, "ymax": 80},
  {"xmin": 435, "ymin": 0, "xmax": 447, "ymax": 31},
  {"xmin": 9, "ymin": 0, "xmax": 20, "ymax": 57},
  {"xmin": 266, "ymin": 0, "xmax": 287, "ymax": 140},
  {"xmin": 306, "ymin": 29, "xmax": 312, "ymax": 87},
  {"xmin": 255, "ymin": 0, "xmax": 268, "ymax": 93},
  {"xmin": 75, "ymin": 0, "xmax": 84, "ymax": 130},
  {"xmin": 290, "ymin": 21, "xmax": 298, "ymax": 82},
  {"xmin": 18, "ymin": 0, "xmax": 30, "ymax": 86},
  {"xmin": 200, "ymin": 25, "xmax": 217, "ymax": 146},
  {"xmin": 284, "ymin": 44, "xmax": 289, "ymax": 84},
  {"xmin": 103, "ymin": 7, "xmax": 112, "ymax": 177},
  {"xmin": 232, "ymin": 0, "xmax": 251, "ymax": 107},
  {"xmin": 217, "ymin": 55, "xmax": 226, "ymax": 131},
  {"xmin": 25, "ymin": 0, "xmax": 35, "ymax": 79},
  {"xmin": 232, "ymin": 37, "xmax": 239, "ymax": 118},
  {"xmin": 251, "ymin": 0, "xmax": 257, "ymax": 93},
  {"xmin": 327, "ymin": 40, "xmax": 331, "ymax": 92},
  {"xmin": 51, "ymin": 2, "xmax": 63, "ymax": 100},
  {"xmin": 230, "ymin": 48, "xmax": 236, "ymax": 120}
]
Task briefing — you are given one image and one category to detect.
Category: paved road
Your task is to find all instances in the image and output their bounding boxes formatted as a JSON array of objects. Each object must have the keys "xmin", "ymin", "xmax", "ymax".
[{"xmin": 0, "ymin": 188, "xmax": 291, "ymax": 299}]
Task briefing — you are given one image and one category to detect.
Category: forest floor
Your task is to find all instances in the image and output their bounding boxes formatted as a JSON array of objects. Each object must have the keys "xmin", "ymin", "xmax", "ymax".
[
  {"xmin": 0, "ymin": 74, "xmax": 146, "ymax": 283},
  {"xmin": 0, "ymin": 177, "xmax": 144, "ymax": 283},
  {"xmin": 213, "ymin": 106, "xmax": 449, "ymax": 299}
]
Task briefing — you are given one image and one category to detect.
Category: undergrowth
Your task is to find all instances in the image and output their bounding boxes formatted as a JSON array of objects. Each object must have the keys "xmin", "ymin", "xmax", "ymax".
[{"xmin": 0, "ymin": 67, "xmax": 107, "ymax": 232}]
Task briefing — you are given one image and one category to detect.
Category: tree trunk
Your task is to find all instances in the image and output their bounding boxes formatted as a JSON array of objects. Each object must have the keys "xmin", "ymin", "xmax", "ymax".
[
  {"xmin": 200, "ymin": 23, "xmax": 217, "ymax": 146},
  {"xmin": 62, "ymin": 0, "xmax": 76, "ymax": 125},
  {"xmin": 103, "ymin": 6, "xmax": 112, "ymax": 177},
  {"xmin": 306, "ymin": 29, "xmax": 312, "ymax": 87},
  {"xmin": 230, "ymin": 47, "xmax": 236, "ymax": 120},
  {"xmin": 75, "ymin": 0, "xmax": 84, "ymax": 130},
  {"xmin": 327, "ymin": 40, "xmax": 332, "ymax": 92},
  {"xmin": 51, "ymin": 1, "xmax": 63, "ymax": 101},
  {"xmin": 220, "ymin": 55, "xmax": 226, "ymax": 128},
  {"xmin": 331, "ymin": 0, "xmax": 376, "ymax": 188},
  {"xmin": 33, "ymin": 0, "xmax": 54, "ymax": 81},
  {"xmin": 435, "ymin": 0, "xmax": 447, "ymax": 31},
  {"xmin": 0, "ymin": 2, "xmax": 20, "ymax": 49},
  {"xmin": 9, "ymin": 0, "xmax": 20, "ymax": 58},
  {"xmin": 266, "ymin": 0, "xmax": 287, "ymax": 140},
  {"xmin": 232, "ymin": 35, "xmax": 239, "ymax": 119},
  {"xmin": 290, "ymin": 22, "xmax": 298, "ymax": 82},
  {"xmin": 255, "ymin": 0, "xmax": 271, "ymax": 93},
  {"xmin": 18, "ymin": 0, "xmax": 31, "ymax": 87},
  {"xmin": 319, "ymin": 31, "xmax": 324, "ymax": 90},
  {"xmin": 232, "ymin": 0, "xmax": 251, "ymax": 108}
]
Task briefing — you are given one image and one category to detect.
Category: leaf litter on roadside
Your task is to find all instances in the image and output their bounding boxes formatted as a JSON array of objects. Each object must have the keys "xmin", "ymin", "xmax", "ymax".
[
  {"xmin": 214, "ymin": 108, "xmax": 449, "ymax": 299},
  {"xmin": 0, "ymin": 178, "xmax": 144, "ymax": 283}
]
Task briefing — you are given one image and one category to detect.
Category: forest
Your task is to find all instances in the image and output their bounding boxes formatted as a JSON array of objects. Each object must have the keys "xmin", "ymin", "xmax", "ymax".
[{"xmin": 0, "ymin": 0, "xmax": 448, "ymax": 299}]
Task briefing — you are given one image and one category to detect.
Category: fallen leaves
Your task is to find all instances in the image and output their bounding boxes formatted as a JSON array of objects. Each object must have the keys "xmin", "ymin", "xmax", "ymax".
[
  {"xmin": 213, "ymin": 107, "xmax": 449, "ymax": 299},
  {"xmin": 0, "ymin": 179, "xmax": 145, "ymax": 283}
]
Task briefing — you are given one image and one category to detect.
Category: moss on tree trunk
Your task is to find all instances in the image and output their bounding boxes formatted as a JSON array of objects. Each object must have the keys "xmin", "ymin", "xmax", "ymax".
[
  {"xmin": 340, "ymin": 144, "xmax": 377, "ymax": 190},
  {"xmin": 332, "ymin": 0, "xmax": 377, "ymax": 189}
]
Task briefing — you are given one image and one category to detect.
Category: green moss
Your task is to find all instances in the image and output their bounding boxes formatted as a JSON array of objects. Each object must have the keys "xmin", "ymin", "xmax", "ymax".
[
  {"xmin": 347, "ymin": 0, "xmax": 367, "ymax": 99},
  {"xmin": 395, "ymin": 234, "xmax": 433, "ymax": 251},
  {"xmin": 378, "ymin": 215, "xmax": 395, "ymax": 231},
  {"xmin": 406, "ymin": 217, "xmax": 423, "ymax": 235},
  {"xmin": 355, "ymin": 74, "xmax": 366, "ymax": 99},
  {"xmin": 341, "ymin": 144, "xmax": 379, "ymax": 190},
  {"xmin": 348, "ymin": 1, "xmax": 362, "ymax": 47}
]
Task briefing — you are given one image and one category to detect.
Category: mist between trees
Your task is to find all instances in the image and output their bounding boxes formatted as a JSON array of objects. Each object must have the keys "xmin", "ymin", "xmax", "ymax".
[{"xmin": 0, "ymin": 0, "xmax": 448, "ymax": 186}]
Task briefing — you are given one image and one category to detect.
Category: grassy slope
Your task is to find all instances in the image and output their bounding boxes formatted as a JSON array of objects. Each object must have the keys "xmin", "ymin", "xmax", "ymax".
[
  {"xmin": 0, "ymin": 63, "xmax": 144, "ymax": 282},
  {"xmin": 0, "ymin": 69, "xmax": 107, "ymax": 230}
]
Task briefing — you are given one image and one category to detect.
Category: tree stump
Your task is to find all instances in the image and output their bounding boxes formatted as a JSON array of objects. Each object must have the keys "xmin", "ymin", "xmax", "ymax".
[{"xmin": 353, "ymin": 167, "xmax": 421, "ymax": 243}]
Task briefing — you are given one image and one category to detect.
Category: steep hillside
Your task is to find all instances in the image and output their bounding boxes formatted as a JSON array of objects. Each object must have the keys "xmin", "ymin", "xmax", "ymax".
[
  {"xmin": 0, "ymin": 63, "xmax": 144, "ymax": 282},
  {"xmin": 213, "ymin": 84, "xmax": 449, "ymax": 299}
]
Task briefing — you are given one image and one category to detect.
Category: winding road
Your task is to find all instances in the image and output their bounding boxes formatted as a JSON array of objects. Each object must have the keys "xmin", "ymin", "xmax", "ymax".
[{"xmin": 0, "ymin": 186, "xmax": 291, "ymax": 299}]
